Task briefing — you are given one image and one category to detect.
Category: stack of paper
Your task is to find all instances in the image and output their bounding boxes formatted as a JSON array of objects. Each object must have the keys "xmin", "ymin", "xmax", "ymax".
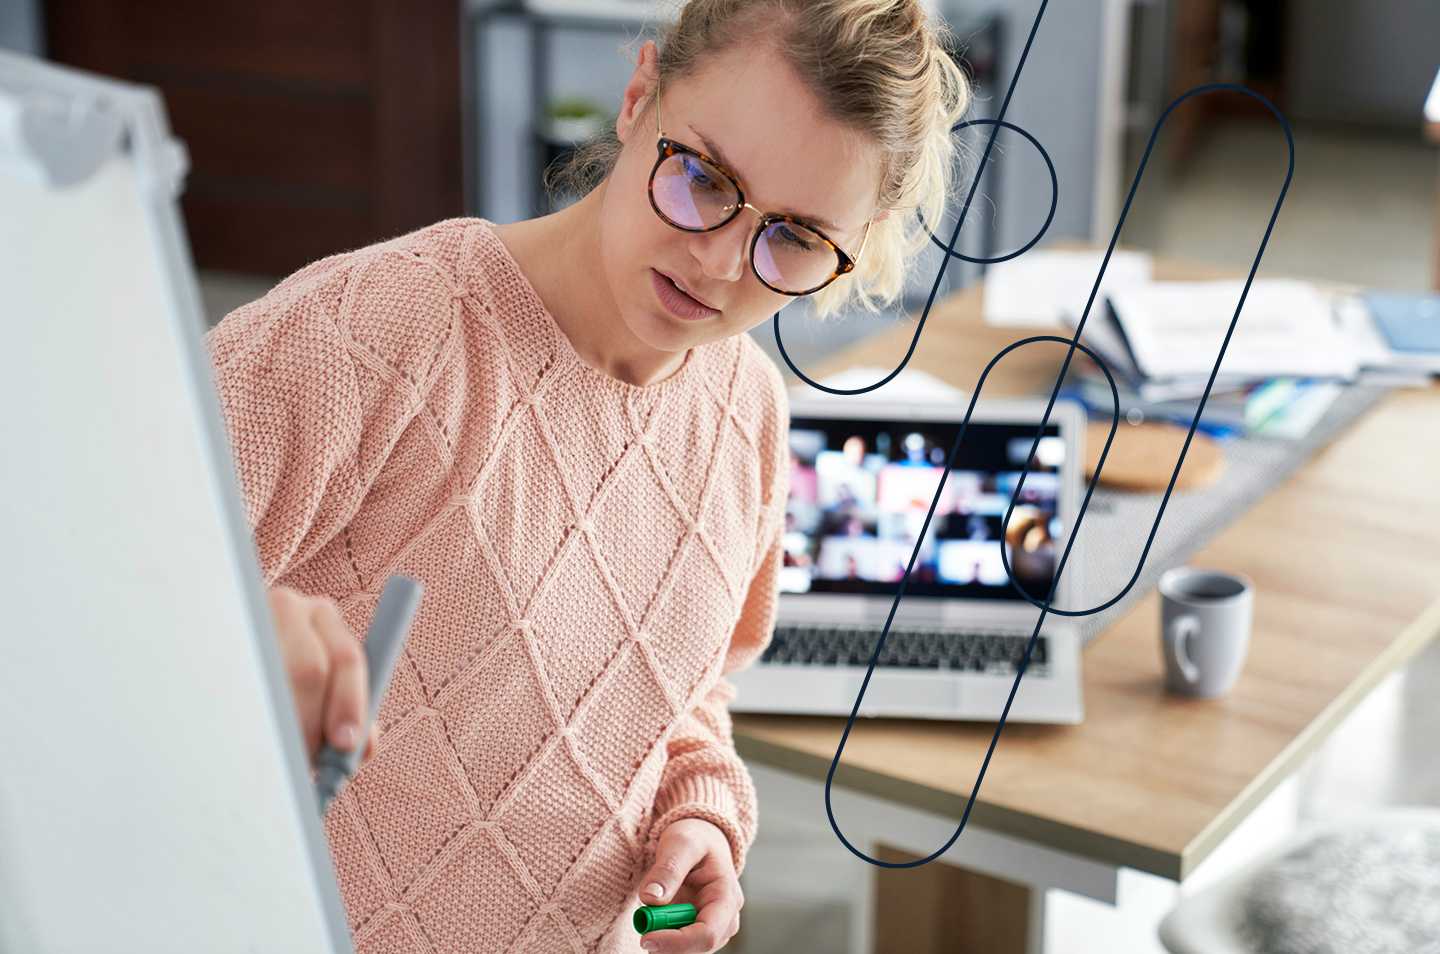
[
  {"xmin": 1056, "ymin": 293, "xmax": 1262, "ymax": 404},
  {"xmin": 808, "ymin": 273, "xmax": 1423, "ymax": 444},
  {"xmin": 1051, "ymin": 278, "xmax": 1368, "ymax": 441},
  {"xmin": 1105, "ymin": 279, "xmax": 1359, "ymax": 382},
  {"xmin": 976, "ymin": 251, "xmax": 1435, "ymax": 441}
]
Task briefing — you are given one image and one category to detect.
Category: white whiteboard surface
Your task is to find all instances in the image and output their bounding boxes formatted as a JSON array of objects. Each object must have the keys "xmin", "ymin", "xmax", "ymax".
[{"xmin": 0, "ymin": 52, "xmax": 352, "ymax": 954}]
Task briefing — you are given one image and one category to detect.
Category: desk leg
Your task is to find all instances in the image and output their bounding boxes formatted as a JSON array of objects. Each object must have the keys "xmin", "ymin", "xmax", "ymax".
[
  {"xmin": 853, "ymin": 857, "xmax": 875, "ymax": 954},
  {"xmin": 749, "ymin": 762, "xmax": 1119, "ymax": 954},
  {"xmin": 871, "ymin": 844, "xmax": 1034, "ymax": 953},
  {"xmin": 1027, "ymin": 887, "xmax": 1048, "ymax": 954},
  {"xmin": 747, "ymin": 762, "xmax": 1301, "ymax": 953}
]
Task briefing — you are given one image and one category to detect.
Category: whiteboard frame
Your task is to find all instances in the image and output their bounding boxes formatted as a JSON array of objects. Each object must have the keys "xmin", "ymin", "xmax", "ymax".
[{"xmin": 0, "ymin": 49, "xmax": 354, "ymax": 953}]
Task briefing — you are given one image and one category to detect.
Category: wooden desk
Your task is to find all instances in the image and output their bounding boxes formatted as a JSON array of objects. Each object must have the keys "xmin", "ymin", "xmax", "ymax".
[{"xmin": 732, "ymin": 255, "xmax": 1440, "ymax": 953}]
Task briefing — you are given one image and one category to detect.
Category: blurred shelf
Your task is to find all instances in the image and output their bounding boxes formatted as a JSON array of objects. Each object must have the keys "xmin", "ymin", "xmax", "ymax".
[
  {"xmin": 467, "ymin": 0, "xmax": 675, "ymax": 27},
  {"xmin": 525, "ymin": 0, "xmax": 678, "ymax": 24}
]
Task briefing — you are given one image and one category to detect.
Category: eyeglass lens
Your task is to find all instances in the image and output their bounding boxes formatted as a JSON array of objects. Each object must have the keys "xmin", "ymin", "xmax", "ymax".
[{"xmin": 652, "ymin": 151, "xmax": 838, "ymax": 294}]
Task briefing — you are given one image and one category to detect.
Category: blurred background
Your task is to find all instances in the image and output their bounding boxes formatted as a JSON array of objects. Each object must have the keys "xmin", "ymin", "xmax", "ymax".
[
  {"xmin": 2, "ymin": 2, "xmax": 1435, "ymax": 951},
  {"xmin": 2, "ymin": 0, "xmax": 1435, "ymax": 357}
]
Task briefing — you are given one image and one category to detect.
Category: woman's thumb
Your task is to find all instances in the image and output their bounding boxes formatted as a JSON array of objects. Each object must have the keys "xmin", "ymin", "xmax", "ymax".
[
  {"xmin": 643, "ymin": 877, "xmax": 667, "ymax": 903},
  {"xmin": 641, "ymin": 822, "xmax": 709, "ymax": 904},
  {"xmin": 641, "ymin": 854, "xmax": 678, "ymax": 904}
]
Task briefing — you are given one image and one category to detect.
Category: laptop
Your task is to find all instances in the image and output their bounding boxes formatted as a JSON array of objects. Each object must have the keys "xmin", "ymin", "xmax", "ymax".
[{"xmin": 727, "ymin": 395, "xmax": 1086, "ymax": 724}]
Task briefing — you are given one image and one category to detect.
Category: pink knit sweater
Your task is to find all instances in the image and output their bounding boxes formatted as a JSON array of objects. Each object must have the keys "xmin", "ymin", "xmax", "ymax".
[{"xmin": 203, "ymin": 217, "xmax": 790, "ymax": 953}]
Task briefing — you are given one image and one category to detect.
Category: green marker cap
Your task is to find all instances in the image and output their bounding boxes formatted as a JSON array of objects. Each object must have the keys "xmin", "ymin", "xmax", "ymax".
[{"xmin": 633, "ymin": 902, "xmax": 698, "ymax": 934}]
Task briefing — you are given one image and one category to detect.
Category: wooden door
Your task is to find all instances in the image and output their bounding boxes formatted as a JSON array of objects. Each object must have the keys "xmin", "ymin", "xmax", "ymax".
[{"xmin": 45, "ymin": 0, "xmax": 463, "ymax": 277}]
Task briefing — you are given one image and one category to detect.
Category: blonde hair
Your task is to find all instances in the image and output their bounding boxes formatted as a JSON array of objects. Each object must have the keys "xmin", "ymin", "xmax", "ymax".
[{"xmin": 543, "ymin": 0, "xmax": 972, "ymax": 321}]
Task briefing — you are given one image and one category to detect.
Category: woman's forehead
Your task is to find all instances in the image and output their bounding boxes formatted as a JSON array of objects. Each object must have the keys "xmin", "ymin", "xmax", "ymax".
[{"xmin": 670, "ymin": 51, "xmax": 880, "ymax": 230}]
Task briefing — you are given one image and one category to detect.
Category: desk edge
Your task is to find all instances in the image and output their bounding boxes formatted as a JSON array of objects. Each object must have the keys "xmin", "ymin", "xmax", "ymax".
[{"xmin": 1178, "ymin": 593, "xmax": 1440, "ymax": 879}]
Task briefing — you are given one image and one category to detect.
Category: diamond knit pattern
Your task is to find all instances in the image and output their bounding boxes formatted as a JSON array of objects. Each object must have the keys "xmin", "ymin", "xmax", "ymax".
[{"xmin": 203, "ymin": 217, "xmax": 790, "ymax": 953}]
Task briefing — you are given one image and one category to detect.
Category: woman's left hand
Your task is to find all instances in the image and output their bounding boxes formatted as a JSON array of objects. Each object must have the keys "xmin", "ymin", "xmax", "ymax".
[{"xmin": 637, "ymin": 818, "xmax": 744, "ymax": 952}]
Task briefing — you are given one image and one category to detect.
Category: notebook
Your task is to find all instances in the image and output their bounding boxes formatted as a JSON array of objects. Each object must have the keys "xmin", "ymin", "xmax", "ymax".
[{"xmin": 1364, "ymin": 291, "xmax": 1440, "ymax": 354}]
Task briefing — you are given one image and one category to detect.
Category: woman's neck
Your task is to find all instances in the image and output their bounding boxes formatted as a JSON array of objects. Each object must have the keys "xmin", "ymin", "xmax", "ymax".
[{"xmin": 492, "ymin": 187, "xmax": 688, "ymax": 388}]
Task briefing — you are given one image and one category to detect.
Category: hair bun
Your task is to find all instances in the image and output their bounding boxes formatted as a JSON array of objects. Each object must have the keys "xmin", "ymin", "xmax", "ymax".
[{"xmin": 547, "ymin": 0, "xmax": 973, "ymax": 324}]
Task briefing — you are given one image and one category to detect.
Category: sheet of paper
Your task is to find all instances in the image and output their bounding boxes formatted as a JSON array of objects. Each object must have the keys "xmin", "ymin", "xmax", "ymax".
[
  {"xmin": 1107, "ymin": 279, "xmax": 1359, "ymax": 380},
  {"xmin": 1332, "ymin": 293, "xmax": 1395, "ymax": 366},
  {"xmin": 982, "ymin": 248, "xmax": 1153, "ymax": 328}
]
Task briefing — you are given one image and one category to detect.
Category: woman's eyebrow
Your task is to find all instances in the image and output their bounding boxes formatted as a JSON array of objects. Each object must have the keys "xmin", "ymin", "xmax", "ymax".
[{"xmin": 693, "ymin": 128, "xmax": 844, "ymax": 233}]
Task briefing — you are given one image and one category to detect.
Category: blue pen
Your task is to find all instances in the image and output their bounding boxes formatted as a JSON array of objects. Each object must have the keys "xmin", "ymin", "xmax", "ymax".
[
  {"xmin": 314, "ymin": 574, "xmax": 424, "ymax": 814},
  {"xmin": 1149, "ymin": 412, "xmax": 1238, "ymax": 439},
  {"xmin": 1191, "ymin": 419, "xmax": 1239, "ymax": 439}
]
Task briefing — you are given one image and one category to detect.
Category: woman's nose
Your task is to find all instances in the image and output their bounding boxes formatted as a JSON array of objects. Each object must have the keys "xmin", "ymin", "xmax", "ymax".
[{"xmin": 689, "ymin": 219, "xmax": 751, "ymax": 284}]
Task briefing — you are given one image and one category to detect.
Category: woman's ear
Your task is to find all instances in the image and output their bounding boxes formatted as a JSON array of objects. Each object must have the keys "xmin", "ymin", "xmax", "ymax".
[{"xmin": 616, "ymin": 39, "xmax": 660, "ymax": 144}]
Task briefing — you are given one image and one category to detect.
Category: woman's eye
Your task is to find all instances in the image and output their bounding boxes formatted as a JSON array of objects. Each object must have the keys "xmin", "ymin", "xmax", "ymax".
[
  {"xmin": 778, "ymin": 225, "xmax": 814, "ymax": 250},
  {"xmin": 683, "ymin": 157, "xmax": 716, "ymax": 188}
]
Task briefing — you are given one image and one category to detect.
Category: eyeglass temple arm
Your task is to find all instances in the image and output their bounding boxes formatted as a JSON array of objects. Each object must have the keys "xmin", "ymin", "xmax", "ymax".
[{"xmin": 854, "ymin": 216, "xmax": 874, "ymax": 264}]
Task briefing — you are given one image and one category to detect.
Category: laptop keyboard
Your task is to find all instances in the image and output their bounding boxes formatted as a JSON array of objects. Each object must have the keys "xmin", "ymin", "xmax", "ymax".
[{"xmin": 762, "ymin": 624, "xmax": 1051, "ymax": 678}]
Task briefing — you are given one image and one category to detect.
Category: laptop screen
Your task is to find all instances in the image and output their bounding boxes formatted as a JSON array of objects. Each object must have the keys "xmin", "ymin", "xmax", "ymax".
[{"xmin": 782, "ymin": 415, "xmax": 1066, "ymax": 601}]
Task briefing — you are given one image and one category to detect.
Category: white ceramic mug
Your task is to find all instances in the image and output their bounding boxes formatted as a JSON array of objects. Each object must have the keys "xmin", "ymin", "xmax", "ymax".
[{"xmin": 1158, "ymin": 567, "xmax": 1254, "ymax": 697}]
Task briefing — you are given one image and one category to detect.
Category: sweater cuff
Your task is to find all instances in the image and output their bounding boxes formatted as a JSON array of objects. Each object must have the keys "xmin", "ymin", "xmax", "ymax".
[{"xmin": 645, "ymin": 775, "xmax": 750, "ymax": 877}]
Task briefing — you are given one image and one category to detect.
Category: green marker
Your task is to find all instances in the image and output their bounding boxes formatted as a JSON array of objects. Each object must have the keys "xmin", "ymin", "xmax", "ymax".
[{"xmin": 634, "ymin": 902, "xmax": 698, "ymax": 934}]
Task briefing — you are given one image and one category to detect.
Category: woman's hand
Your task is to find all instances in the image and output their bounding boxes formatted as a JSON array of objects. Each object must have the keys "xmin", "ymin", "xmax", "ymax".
[
  {"xmin": 267, "ymin": 585, "xmax": 381, "ymax": 767},
  {"xmin": 638, "ymin": 818, "xmax": 744, "ymax": 952}
]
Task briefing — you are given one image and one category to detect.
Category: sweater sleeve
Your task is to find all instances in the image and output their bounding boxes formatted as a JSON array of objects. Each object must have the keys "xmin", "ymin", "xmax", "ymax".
[
  {"xmin": 643, "ymin": 360, "xmax": 791, "ymax": 878},
  {"xmin": 202, "ymin": 250, "xmax": 454, "ymax": 586}
]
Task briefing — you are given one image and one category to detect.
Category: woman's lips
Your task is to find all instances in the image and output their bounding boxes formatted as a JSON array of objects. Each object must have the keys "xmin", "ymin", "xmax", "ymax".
[{"xmin": 651, "ymin": 269, "xmax": 719, "ymax": 321}]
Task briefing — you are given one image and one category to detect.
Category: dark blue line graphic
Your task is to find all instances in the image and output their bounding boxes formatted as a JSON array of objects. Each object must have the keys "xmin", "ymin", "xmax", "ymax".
[
  {"xmin": 914, "ymin": 118, "xmax": 1057, "ymax": 266},
  {"xmin": 772, "ymin": 0, "xmax": 1055, "ymax": 397},
  {"xmin": 996, "ymin": 82, "xmax": 1296, "ymax": 620},
  {"xmin": 764, "ymin": 0, "xmax": 1296, "ymax": 867}
]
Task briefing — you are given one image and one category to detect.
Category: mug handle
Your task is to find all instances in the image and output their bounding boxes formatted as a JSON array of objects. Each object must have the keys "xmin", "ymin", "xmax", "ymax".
[{"xmin": 1167, "ymin": 615, "xmax": 1201, "ymax": 684}]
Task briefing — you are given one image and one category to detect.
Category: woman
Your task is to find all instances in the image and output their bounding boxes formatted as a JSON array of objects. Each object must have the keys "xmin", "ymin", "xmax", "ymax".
[{"xmin": 205, "ymin": 2, "xmax": 969, "ymax": 951}]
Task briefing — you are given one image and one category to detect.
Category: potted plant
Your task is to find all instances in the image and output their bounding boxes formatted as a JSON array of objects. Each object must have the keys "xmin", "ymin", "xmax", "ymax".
[{"xmin": 543, "ymin": 97, "xmax": 609, "ymax": 144}]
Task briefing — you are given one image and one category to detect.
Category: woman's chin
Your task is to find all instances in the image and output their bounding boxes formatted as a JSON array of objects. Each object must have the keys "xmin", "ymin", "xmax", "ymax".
[{"xmin": 631, "ymin": 306, "xmax": 702, "ymax": 351}]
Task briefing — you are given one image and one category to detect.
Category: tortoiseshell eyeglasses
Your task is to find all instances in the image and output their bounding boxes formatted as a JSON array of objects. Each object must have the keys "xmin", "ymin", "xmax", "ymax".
[{"xmin": 645, "ymin": 74, "xmax": 873, "ymax": 297}]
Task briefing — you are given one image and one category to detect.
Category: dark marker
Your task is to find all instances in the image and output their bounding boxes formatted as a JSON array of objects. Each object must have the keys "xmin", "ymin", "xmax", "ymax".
[{"xmin": 314, "ymin": 574, "xmax": 424, "ymax": 814}]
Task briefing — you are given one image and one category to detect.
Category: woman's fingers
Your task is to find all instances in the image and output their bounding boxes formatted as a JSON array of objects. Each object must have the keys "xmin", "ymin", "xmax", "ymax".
[
  {"xmin": 268, "ymin": 587, "xmax": 330, "ymax": 757},
  {"xmin": 267, "ymin": 586, "xmax": 372, "ymax": 764},
  {"xmin": 650, "ymin": 877, "xmax": 739, "ymax": 953},
  {"xmin": 309, "ymin": 597, "xmax": 367, "ymax": 754}
]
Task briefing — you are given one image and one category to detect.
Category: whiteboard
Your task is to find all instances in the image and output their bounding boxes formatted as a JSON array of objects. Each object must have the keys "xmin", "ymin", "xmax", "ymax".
[{"xmin": 0, "ymin": 51, "xmax": 353, "ymax": 953}]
